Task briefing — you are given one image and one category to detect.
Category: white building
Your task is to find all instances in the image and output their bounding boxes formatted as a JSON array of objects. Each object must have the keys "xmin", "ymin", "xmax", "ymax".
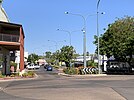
[
  {"xmin": 37, "ymin": 59, "xmax": 47, "ymax": 66},
  {"xmin": 74, "ymin": 56, "xmax": 92, "ymax": 62},
  {"xmin": 0, "ymin": 0, "xmax": 9, "ymax": 22},
  {"xmin": 15, "ymin": 51, "xmax": 28, "ymax": 70}
]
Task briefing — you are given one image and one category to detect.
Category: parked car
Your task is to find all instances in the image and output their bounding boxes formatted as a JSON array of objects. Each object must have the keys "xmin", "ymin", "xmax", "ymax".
[
  {"xmin": 46, "ymin": 66, "xmax": 53, "ymax": 71},
  {"xmin": 26, "ymin": 64, "xmax": 40, "ymax": 70},
  {"xmin": 26, "ymin": 64, "xmax": 35, "ymax": 70},
  {"xmin": 34, "ymin": 64, "xmax": 40, "ymax": 69}
]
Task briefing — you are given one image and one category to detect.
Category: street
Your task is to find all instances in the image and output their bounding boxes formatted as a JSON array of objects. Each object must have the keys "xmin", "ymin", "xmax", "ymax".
[{"xmin": 0, "ymin": 67, "xmax": 134, "ymax": 100}]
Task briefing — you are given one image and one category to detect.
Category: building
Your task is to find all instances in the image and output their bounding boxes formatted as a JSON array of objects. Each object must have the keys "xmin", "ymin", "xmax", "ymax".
[
  {"xmin": 15, "ymin": 51, "xmax": 28, "ymax": 70},
  {"xmin": 74, "ymin": 56, "xmax": 91, "ymax": 62},
  {"xmin": 0, "ymin": 0, "xmax": 25, "ymax": 75},
  {"xmin": 0, "ymin": 0, "xmax": 9, "ymax": 22},
  {"xmin": 37, "ymin": 59, "xmax": 47, "ymax": 66}
]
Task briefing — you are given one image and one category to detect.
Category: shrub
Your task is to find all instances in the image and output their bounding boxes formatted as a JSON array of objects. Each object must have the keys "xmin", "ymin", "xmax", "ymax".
[
  {"xmin": 27, "ymin": 71, "xmax": 35, "ymax": 77},
  {"xmin": 63, "ymin": 67, "xmax": 78, "ymax": 75},
  {"xmin": 21, "ymin": 71, "xmax": 35, "ymax": 78},
  {"xmin": 22, "ymin": 73, "xmax": 28, "ymax": 77},
  {"xmin": 15, "ymin": 73, "xmax": 20, "ymax": 76},
  {"xmin": 0, "ymin": 73, "xmax": 4, "ymax": 78},
  {"xmin": 10, "ymin": 74, "xmax": 15, "ymax": 77},
  {"xmin": 87, "ymin": 60, "xmax": 97, "ymax": 67},
  {"xmin": 10, "ymin": 73, "xmax": 19, "ymax": 77},
  {"xmin": 53, "ymin": 65, "xmax": 59, "ymax": 69}
]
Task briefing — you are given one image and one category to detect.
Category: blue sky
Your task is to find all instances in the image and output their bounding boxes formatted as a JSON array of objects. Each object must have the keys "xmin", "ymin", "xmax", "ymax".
[{"xmin": 2, "ymin": 0, "xmax": 134, "ymax": 55}]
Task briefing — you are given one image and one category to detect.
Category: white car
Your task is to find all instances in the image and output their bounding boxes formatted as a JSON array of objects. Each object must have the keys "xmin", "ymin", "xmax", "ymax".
[
  {"xmin": 34, "ymin": 64, "xmax": 40, "ymax": 69},
  {"xmin": 26, "ymin": 64, "xmax": 40, "ymax": 70}
]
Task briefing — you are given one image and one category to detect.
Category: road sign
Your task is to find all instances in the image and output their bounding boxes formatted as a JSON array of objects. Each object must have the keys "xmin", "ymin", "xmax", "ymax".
[{"xmin": 82, "ymin": 67, "xmax": 98, "ymax": 74}]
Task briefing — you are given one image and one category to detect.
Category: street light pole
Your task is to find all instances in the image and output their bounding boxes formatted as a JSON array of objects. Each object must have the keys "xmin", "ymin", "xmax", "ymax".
[
  {"xmin": 65, "ymin": 12, "xmax": 87, "ymax": 68},
  {"xmin": 97, "ymin": 0, "xmax": 101, "ymax": 74},
  {"xmin": 65, "ymin": 11, "xmax": 104, "ymax": 68},
  {"xmin": 82, "ymin": 20, "xmax": 87, "ymax": 68}
]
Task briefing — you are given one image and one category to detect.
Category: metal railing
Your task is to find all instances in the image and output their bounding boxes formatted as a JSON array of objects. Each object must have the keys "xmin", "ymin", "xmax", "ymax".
[{"xmin": 0, "ymin": 33, "xmax": 20, "ymax": 42}]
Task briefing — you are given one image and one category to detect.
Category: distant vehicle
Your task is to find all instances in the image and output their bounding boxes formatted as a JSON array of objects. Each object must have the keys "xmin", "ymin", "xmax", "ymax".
[
  {"xmin": 26, "ymin": 64, "xmax": 40, "ymax": 70},
  {"xmin": 0, "ymin": 65, "xmax": 2, "ymax": 69},
  {"xmin": 26, "ymin": 64, "xmax": 35, "ymax": 70},
  {"xmin": 106, "ymin": 60, "xmax": 133, "ymax": 74},
  {"xmin": 34, "ymin": 64, "xmax": 40, "ymax": 69},
  {"xmin": 46, "ymin": 66, "xmax": 53, "ymax": 71},
  {"xmin": 44, "ymin": 64, "xmax": 49, "ymax": 69}
]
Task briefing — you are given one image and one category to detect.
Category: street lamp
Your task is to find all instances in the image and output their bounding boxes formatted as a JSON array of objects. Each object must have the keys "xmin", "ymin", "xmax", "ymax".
[
  {"xmin": 57, "ymin": 29, "xmax": 72, "ymax": 46},
  {"xmin": 97, "ymin": 0, "xmax": 101, "ymax": 74},
  {"xmin": 65, "ymin": 11, "xmax": 104, "ymax": 68},
  {"xmin": 65, "ymin": 11, "xmax": 87, "ymax": 68}
]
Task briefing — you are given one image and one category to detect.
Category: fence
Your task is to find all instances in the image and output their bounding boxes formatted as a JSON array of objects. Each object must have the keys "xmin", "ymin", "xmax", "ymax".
[{"xmin": 0, "ymin": 33, "xmax": 19, "ymax": 42}]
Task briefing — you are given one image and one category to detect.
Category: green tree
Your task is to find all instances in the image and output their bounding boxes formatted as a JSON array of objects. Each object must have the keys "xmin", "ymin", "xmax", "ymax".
[
  {"xmin": 45, "ymin": 51, "xmax": 52, "ymax": 58},
  {"xmin": 0, "ymin": 0, "xmax": 3, "ymax": 3},
  {"xmin": 94, "ymin": 16, "xmax": 134, "ymax": 66},
  {"xmin": 73, "ymin": 53, "xmax": 80, "ymax": 60},
  {"xmin": 60, "ymin": 46, "xmax": 76, "ymax": 67},
  {"xmin": 87, "ymin": 60, "xmax": 97, "ymax": 67},
  {"xmin": 44, "ymin": 51, "xmax": 52, "ymax": 64},
  {"xmin": 27, "ymin": 53, "xmax": 39, "ymax": 64},
  {"xmin": 52, "ymin": 50, "xmax": 61, "ymax": 65}
]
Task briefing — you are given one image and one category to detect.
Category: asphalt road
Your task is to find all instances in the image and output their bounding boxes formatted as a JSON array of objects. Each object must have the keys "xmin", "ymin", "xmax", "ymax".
[{"xmin": 0, "ymin": 66, "xmax": 134, "ymax": 100}]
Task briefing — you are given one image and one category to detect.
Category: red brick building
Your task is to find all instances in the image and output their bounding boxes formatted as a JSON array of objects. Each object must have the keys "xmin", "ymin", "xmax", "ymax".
[{"xmin": 0, "ymin": 21, "xmax": 25, "ymax": 75}]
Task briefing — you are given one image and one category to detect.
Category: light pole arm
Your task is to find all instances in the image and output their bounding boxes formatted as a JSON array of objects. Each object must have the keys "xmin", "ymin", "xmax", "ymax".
[
  {"xmin": 57, "ymin": 29, "xmax": 71, "ymax": 46},
  {"xmin": 97, "ymin": 0, "xmax": 101, "ymax": 10},
  {"xmin": 65, "ymin": 12, "xmax": 86, "ymax": 30}
]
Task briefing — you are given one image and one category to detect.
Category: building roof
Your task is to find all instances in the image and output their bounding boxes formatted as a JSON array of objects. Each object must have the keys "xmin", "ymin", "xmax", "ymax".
[{"xmin": 0, "ymin": 21, "xmax": 25, "ymax": 38}]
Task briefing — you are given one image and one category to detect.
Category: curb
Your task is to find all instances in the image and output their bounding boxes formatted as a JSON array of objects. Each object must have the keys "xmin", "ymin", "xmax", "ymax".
[
  {"xmin": 58, "ymin": 73, "xmax": 72, "ymax": 77},
  {"xmin": 58, "ymin": 73, "xmax": 107, "ymax": 77}
]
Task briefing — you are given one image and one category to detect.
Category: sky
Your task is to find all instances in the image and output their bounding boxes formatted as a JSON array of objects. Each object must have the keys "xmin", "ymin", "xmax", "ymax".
[{"xmin": 2, "ymin": 0, "xmax": 134, "ymax": 55}]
